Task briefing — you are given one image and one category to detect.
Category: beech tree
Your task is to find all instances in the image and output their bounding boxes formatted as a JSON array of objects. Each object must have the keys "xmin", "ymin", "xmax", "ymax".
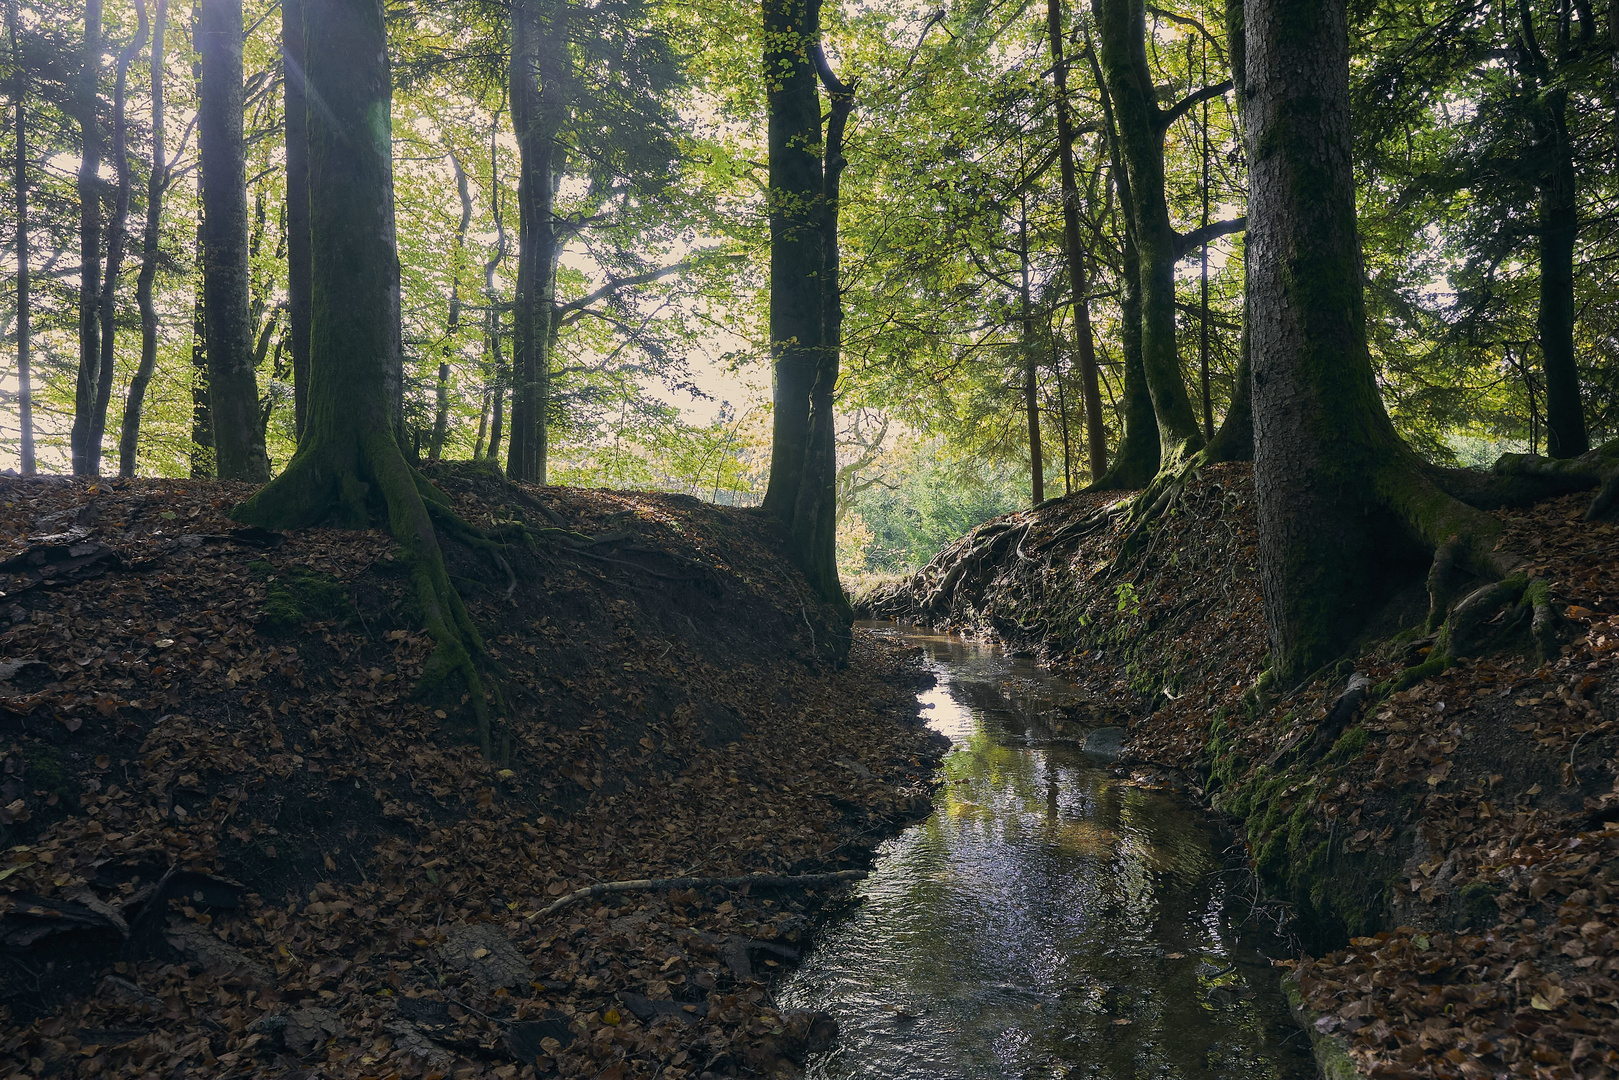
[
  {"xmin": 116, "ymin": 0, "xmax": 165, "ymax": 477},
  {"xmin": 70, "ymin": 0, "xmax": 102, "ymax": 476},
  {"xmin": 1244, "ymin": 0, "xmax": 1617, "ymax": 684},
  {"xmin": 235, "ymin": 0, "xmax": 492, "ymax": 746},
  {"xmin": 197, "ymin": 0, "xmax": 268, "ymax": 480},
  {"xmin": 7, "ymin": 0, "xmax": 34, "ymax": 475}
]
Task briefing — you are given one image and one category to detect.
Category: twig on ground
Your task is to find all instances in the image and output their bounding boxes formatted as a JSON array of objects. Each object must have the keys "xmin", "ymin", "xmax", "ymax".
[{"xmin": 525, "ymin": 870, "xmax": 867, "ymax": 920}]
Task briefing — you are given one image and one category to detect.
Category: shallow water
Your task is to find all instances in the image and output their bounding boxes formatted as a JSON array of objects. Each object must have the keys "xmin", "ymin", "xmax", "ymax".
[{"xmin": 777, "ymin": 623, "xmax": 1318, "ymax": 1080}]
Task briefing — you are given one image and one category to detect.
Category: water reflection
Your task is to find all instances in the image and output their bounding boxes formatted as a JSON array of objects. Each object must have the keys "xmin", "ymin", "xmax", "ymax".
[{"xmin": 777, "ymin": 624, "xmax": 1315, "ymax": 1080}]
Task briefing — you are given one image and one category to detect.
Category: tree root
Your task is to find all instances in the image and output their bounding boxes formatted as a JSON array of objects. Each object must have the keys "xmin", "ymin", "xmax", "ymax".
[
  {"xmin": 525, "ymin": 870, "xmax": 868, "ymax": 920},
  {"xmin": 235, "ymin": 434, "xmax": 502, "ymax": 758}
]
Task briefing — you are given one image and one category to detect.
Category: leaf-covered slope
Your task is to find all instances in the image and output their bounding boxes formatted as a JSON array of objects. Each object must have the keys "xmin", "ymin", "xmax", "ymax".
[{"xmin": 0, "ymin": 466, "xmax": 945, "ymax": 1079}]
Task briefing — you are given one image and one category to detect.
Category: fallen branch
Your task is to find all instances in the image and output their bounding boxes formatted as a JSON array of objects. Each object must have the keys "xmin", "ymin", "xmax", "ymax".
[{"xmin": 525, "ymin": 870, "xmax": 867, "ymax": 920}]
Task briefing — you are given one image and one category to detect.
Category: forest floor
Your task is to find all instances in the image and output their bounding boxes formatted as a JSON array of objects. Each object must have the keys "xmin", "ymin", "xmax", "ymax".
[
  {"xmin": 861, "ymin": 462, "xmax": 1619, "ymax": 1080},
  {"xmin": 0, "ymin": 464, "xmax": 948, "ymax": 1080}
]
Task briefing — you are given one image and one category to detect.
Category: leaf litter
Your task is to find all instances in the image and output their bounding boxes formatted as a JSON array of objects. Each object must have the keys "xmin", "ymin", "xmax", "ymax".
[{"xmin": 0, "ymin": 465, "xmax": 948, "ymax": 1079}]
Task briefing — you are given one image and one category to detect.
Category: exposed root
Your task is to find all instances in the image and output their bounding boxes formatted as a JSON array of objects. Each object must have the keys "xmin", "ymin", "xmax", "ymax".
[{"xmin": 235, "ymin": 434, "xmax": 500, "ymax": 758}]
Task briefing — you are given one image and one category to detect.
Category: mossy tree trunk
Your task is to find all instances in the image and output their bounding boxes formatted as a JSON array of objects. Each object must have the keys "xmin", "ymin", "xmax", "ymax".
[
  {"xmin": 761, "ymin": 0, "xmax": 825, "ymax": 520},
  {"xmin": 1085, "ymin": 35, "xmax": 1159, "ymax": 491},
  {"xmin": 1091, "ymin": 0, "xmax": 1212, "ymax": 467},
  {"xmin": 197, "ymin": 0, "xmax": 269, "ymax": 481},
  {"xmin": 1245, "ymin": 0, "xmax": 1545, "ymax": 685},
  {"xmin": 235, "ymin": 0, "xmax": 491, "ymax": 750},
  {"xmin": 787, "ymin": 12, "xmax": 853, "ymax": 611}
]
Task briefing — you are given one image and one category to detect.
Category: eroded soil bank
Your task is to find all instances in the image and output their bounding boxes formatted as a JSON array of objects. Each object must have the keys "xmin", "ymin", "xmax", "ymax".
[
  {"xmin": 0, "ymin": 465, "xmax": 948, "ymax": 1079},
  {"xmin": 860, "ymin": 463, "xmax": 1619, "ymax": 1079}
]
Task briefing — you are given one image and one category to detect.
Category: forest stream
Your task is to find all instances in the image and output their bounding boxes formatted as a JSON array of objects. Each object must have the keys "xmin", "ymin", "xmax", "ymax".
[{"xmin": 778, "ymin": 623, "xmax": 1321, "ymax": 1080}]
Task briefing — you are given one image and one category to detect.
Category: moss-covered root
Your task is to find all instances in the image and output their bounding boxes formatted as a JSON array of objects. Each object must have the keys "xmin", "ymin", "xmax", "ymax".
[
  {"xmin": 1395, "ymin": 573, "xmax": 1560, "ymax": 690},
  {"xmin": 235, "ymin": 434, "xmax": 496, "ymax": 758},
  {"xmin": 1493, "ymin": 437, "xmax": 1619, "ymax": 520}
]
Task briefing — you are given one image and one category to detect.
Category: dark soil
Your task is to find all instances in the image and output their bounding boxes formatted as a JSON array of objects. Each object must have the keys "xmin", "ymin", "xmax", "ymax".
[
  {"xmin": 859, "ymin": 463, "xmax": 1619, "ymax": 1079},
  {"xmin": 0, "ymin": 465, "xmax": 948, "ymax": 1080}
]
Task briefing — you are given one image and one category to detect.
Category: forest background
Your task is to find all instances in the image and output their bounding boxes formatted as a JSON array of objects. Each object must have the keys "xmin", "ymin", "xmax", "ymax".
[{"xmin": 5, "ymin": 0, "xmax": 1617, "ymax": 583}]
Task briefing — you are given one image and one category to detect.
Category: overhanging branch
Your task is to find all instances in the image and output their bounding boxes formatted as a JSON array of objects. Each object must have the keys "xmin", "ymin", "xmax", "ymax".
[{"xmin": 1174, "ymin": 215, "xmax": 1247, "ymax": 259}]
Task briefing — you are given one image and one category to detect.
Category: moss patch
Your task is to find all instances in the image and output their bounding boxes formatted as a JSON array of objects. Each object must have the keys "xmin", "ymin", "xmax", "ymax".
[{"xmin": 249, "ymin": 561, "xmax": 354, "ymax": 636}]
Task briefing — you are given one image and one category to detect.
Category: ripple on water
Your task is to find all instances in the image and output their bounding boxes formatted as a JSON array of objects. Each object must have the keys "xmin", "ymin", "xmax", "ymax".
[{"xmin": 777, "ymin": 624, "xmax": 1317, "ymax": 1080}]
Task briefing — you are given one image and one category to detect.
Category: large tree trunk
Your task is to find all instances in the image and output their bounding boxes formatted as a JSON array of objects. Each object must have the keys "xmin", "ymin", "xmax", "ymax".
[
  {"xmin": 89, "ymin": 9, "xmax": 149, "ymax": 474},
  {"xmin": 235, "ymin": 0, "xmax": 490, "ymax": 750},
  {"xmin": 283, "ymin": 0, "xmax": 311, "ymax": 441},
  {"xmin": 1046, "ymin": 0, "xmax": 1106, "ymax": 482},
  {"xmin": 1091, "ymin": 0, "xmax": 1205, "ymax": 466},
  {"xmin": 1536, "ymin": 87, "xmax": 1587, "ymax": 459},
  {"xmin": 71, "ymin": 0, "xmax": 104, "ymax": 476},
  {"xmin": 760, "ymin": 0, "xmax": 825, "ymax": 519},
  {"xmin": 8, "ymin": 0, "xmax": 34, "ymax": 476},
  {"xmin": 197, "ymin": 0, "xmax": 269, "ymax": 480},
  {"xmin": 1245, "ymin": 0, "xmax": 1525, "ymax": 685},
  {"xmin": 507, "ymin": 0, "xmax": 563, "ymax": 484},
  {"xmin": 119, "ymin": 0, "xmax": 166, "ymax": 477}
]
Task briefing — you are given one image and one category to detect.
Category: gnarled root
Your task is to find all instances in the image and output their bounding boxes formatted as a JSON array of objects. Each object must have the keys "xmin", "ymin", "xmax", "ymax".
[{"xmin": 1485, "ymin": 438, "xmax": 1619, "ymax": 520}]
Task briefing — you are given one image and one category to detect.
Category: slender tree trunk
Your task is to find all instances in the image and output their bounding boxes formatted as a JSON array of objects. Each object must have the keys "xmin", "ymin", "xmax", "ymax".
[
  {"xmin": 761, "ymin": 0, "xmax": 825, "ymax": 519},
  {"xmin": 198, "ymin": 0, "xmax": 268, "ymax": 480},
  {"xmin": 1055, "ymin": 343, "xmax": 1072, "ymax": 493},
  {"xmin": 8, "ymin": 0, "xmax": 34, "ymax": 475},
  {"xmin": 508, "ymin": 0, "xmax": 563, "ymax": 484},
  {"xmin": 1046, "ymin": 0, "xmax": 1107, "ymax": 481},
  {"xmin": 119, "ymin": 0, "xmax": 166, "ymax": 477},
  {"xmin": 431, "ymin": 153, "xmax": 473, "ymax": 462},
  {"xmin": 190, "ymin": 206, "xmax": 213, "ymax": 476},
  {"xmin": 72, "ymin": 0, "xmax": 104, "ymax": 476},
  {"xmin": 1020, "ymin": 199, "xmax": 1044, "ymax": 505},
  {"xmin": 1198, "ymin": 86, "xmax": 1213, "ymax": 442},
  {"xmin": 1202, "ymin": 0, "xmax": 1251, "ymax": 463},
  {"xmin": 88, "ymin": 9, "xmax": 149, "ymax": 473},
  {"xmin": 1085, "ymin": 36, "xmax": 1159, "ymax": 490},
  {"xmin": 788, "ymin": 8, "xmax": 853, "ymax": 609},
  {"xmin": 283, "ymin": 0, "xmax": 310, "ymax": 441},
  {"xmin": 1537, "ymin": 88, "xmax": 1587, "ymax": 458},
  {"xmin": 1092, "ymin": 0, "xmax": 1206, "ymax": 465}
]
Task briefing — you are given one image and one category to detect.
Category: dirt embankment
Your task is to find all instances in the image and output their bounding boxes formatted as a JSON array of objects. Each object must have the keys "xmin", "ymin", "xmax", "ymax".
[
  {"xmin": 860, "ymin": 462, "xmax": 1619, "ymax": 1079},
  {"xmin": 0, "ymin": 464, "xmax": 947, "ymax": 1080}
]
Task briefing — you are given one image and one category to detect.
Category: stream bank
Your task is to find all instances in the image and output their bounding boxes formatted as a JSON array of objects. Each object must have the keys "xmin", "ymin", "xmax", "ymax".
[
  {"xmin": 859, "ymin": 463, "xmax": 1619, "ymax": 1079},
  {"xmin": 0, "ymin": 468, "xmax": 947, "ymax": 1079}
]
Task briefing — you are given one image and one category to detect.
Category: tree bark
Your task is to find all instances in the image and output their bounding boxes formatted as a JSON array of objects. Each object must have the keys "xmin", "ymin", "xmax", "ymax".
[
  {"xmin": 119, "ymin": 0, "xmax": 166, "ymax": 477},
  {"xmin": 1245, "ymin": 0, "xmax": 1517, "ymax": 684},
  {"xmin": 8, "ymin": 0, "xmax": 34, "ymax": 475},
  {"xmin": 1091, "ymin": 0, "xmax": 1208, "ymax": 466},
  {"xmin": 1046, "ymin": 0, "xmax": 1107, "ymax": 482},
  {"xmin": 1085, "ymin": 35, "xmax": 1159, "ymax": 491},
  {"xmin": 71, "ymin": 0, "xmax": 104, "ymax": 476},
  {"xmin": 1020, "ymin": 200, "xmax": 1044, "ymax": 505},
  {"xmin": 760, "ymin": 0, "xmax": 825, "ymax": 519},
  {"xmin": 1535, "ymin": 87, "xmax": 1587, "ymax": 458},
  {"xmin": 788, "ymin": 11, "xmax": 852, "ymax": 610},
  {"xmin": 283, "ymin": 0, "xmax": 310, "ymax": 441},
  {"xmin": 89, "ymin": 7, "xmax": 149, "ymax": 474},
  {"xmin": 236, "ymin": 0, "xmax": 491, "ymax": 754},
  {"xmin": 431, "ymin": 152, "xmax": 473, "ymax": 462},
  {"xmin": 198, "ymin": 0, "xmax": 269, "ymax": 480},
  {"xmin": 507, "ymin": 0, "xmax": 563, "ymax": 484}
]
